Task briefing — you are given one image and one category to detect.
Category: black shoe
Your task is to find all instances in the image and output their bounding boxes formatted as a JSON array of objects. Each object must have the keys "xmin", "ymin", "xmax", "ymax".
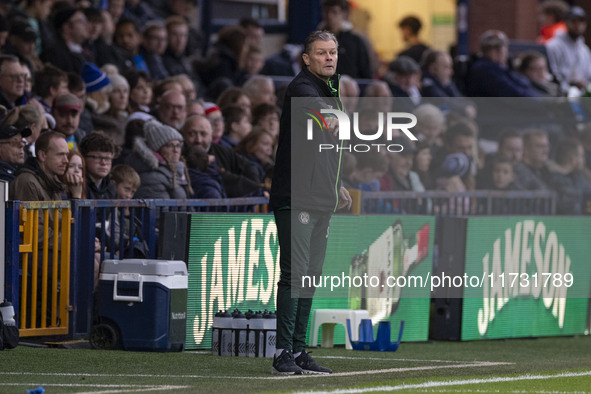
[
  {"xmin": 295, "ymin": 350, "xmax": 332, "ymax": 374},
  {"xmin": 271, "ymin": 350, "xmax": 303, "ymax": 375}
]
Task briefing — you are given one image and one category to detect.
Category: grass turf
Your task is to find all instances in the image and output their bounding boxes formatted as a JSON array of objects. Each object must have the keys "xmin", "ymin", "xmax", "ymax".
[{"xmin": 0, "ymin": 336, "xmax": 590, "ymax": 393}]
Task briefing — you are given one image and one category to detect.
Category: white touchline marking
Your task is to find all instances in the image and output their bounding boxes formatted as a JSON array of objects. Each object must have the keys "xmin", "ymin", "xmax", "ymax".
[
  {"xmin": 313, "ymin": 356, "xmax": 486, "ymax": 363},
  {"xmin": 0, "ymin": 383, "xmax": 189, "ymax": 394},
  {"xmin": 295, "ymin": 370, "xmax": 591, "ymax": 393},
  {"xmin": 0, "ymin": 361, "xmax": 512, "ymax": 380}
]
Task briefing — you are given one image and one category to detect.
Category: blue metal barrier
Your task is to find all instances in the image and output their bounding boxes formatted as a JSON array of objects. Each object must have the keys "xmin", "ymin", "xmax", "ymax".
[{"xmin": 360, "ymin": 190, "xmax": 556, "ymax": 215}]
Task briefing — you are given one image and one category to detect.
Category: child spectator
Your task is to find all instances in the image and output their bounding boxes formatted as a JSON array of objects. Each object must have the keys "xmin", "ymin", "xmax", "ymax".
[
  {"xmin": 235, "ymin": 127, "xmax": 275, "ymax": 184},
  {"xmin": 204, "ymin": 102, "xmax": 224, "ymax": 144},
  {"xmin": 220, "ymin": 105, "xmax": 252, "ymax": 149},
  {"xmin": 491, "ymin": 157, "xmax": 518, "ymax": 190},
  {"xmin": 79, "ymin": 131, "xmax": 120, "ymax": 199},
  {"xmin": 124, "ymin": 70, "xmax": 153, "ymax": 113},
  {"xmin": 252, "ymin": 103, "xmax": 280, "ymax": 139},
  {"xmin": 60, "ymin": 150, "xmax": 86, "ymax": 198}
]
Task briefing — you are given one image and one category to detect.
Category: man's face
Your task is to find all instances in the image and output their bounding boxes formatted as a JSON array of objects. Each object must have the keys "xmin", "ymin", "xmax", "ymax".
[
  {"xmin": 67, "ymin": 11, "xmax": 89, "ymax": 44},
  {"xmin": 85, "ymin": 150, "xmax": 114, "ymax": 181},
  {"xmin": 302, "ymin": 39, "xmax": 338, "ymax": 83},
  {"xmin": 323, "ymin": 6, "xmax": 346, "ymax": 32},
  {"xmin": 499, "ymin": 136, "xmax": 523, "ymax": 163},
  {"xmin": 430, "ymin": 53, "xmax": 453, "ymax": 85},
  {"xmin": 0, "ymin": 60, "xmax": 25, "ymax": 100},
  {"xmin": 53, "ymin": 108, "xmax": 81, "ymax": 137},
  {"xmin": 566, "ymin": 18, "xmax": 587, "ymax": 38},
  {"xmin": 115, "ymin": 23, "xmax": 140, "ymax": 53},
  {"xmin": 39, "ymin": 137, "xmax": 69, "ymax": 177},
  {"xmin": 524, "ymin": 135, "xmax": 549, "ymax": 167},
  {"xmin": 492, "ymin": 162, "xmax": 514, "ymax": 189},
  {"xmin": 144, "ymin": 28, "xmax": 167, "ymax": 54},
  {"xmin": 0, "ymin": 133, "xmax": 26, "ymax": 165},
  {"xmin": 451, "ymin": 135, "xmax": 475, "ymax": 158},
  {"xmin": 168, "ymin": 24, "xmax": 189, "ymax": 55},
  {"xmin": 182, "ymin": 115, "xmax": 212, "ymax": 151},
  {"xmin": 158, "ymin": 91, "xmax": 187, "ymax": 129}
]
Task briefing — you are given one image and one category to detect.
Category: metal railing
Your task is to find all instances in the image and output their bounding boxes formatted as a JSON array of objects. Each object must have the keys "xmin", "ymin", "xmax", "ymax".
[{"xmin": 359, "ymin": 190, "xmax": 556, "ymax": 216}]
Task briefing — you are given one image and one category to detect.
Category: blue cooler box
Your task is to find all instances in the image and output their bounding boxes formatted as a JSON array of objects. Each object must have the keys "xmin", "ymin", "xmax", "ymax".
[{"xmin": 94, "ymin": 259, "xmax": 188, "ymax": 351}]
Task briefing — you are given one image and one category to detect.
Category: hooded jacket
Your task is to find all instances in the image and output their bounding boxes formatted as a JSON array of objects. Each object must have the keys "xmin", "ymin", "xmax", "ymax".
[
  {"xmin": 10, "ymin": 156, "xmax": 66, "ymax": 201},
  {"xmin": 270, "ymin": 65, "xmax": 344, "ymax": 212},
  {"xmin": 124, "ymin": 137, "xmax": 189, "ymax": 200}
]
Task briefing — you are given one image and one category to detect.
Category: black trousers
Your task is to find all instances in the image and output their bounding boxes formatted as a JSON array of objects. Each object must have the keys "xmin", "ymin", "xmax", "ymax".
[{"xmin": 274, "ymin": 209, "xmax": 331, "ymax": 352}]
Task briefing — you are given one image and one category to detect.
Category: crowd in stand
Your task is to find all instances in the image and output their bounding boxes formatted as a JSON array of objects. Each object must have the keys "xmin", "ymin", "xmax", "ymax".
[{"xmin": 0, "ymin": 0, "xmax": 590, "ymax": 215}]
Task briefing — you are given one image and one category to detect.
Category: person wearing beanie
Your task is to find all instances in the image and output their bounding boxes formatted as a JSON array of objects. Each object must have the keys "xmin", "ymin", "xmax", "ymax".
[
  {"xmin": 203, "ymin": 102, "xmax": 224, "ymax": 144},
  {"xmin": 103, "ymin": 68, "xmax": 131, "ymax": 128},
  {"xmin": 82, "ymin": 63, "xmax": 112, "ymax": 116},
  {"xmin": 122, "ymin": 120, "xmax": 191, "ymax": 199},
  {"xmin": 41, "ymin": 5, "xmax": 92, "ymax": 73}
]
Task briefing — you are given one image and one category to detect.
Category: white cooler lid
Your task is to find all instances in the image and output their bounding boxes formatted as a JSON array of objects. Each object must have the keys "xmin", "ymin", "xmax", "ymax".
[{"xmin": 101, "ymin": 259, "xmax": 188, "ymax": 276}]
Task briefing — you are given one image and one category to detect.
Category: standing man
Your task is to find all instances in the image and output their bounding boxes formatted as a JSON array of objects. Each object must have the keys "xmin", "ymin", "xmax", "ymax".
[{"xmin": 270, "ymin": 30, "xmax": 352, "ymax": 375}]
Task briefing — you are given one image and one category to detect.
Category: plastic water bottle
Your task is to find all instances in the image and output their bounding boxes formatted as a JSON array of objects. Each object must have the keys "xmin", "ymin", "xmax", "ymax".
[
  {"xmin": 0, "ymin": 300, "xmax": 16, "ymax": 327},
  {"xmin": 247, "ymin": 311, "xmax": 264, "ymax": 357},
  {"xmin": 232, "ymin": 310, "xmax": 248, "ymax": 357},
  {"xmin": 212, "ymin": 310, "xmax": 232, "ymax": 356},
  {"xmin": 262, "ymin": 310, "xmax": 277, "ymax": 358}
]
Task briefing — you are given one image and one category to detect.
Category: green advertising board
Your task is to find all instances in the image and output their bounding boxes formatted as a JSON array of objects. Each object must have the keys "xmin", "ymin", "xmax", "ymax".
[
  {"xmin": 186, "ymin": 214, "xmax": 435, "ymax": 350},
  {"xmin": 461, "ymin": 217, "xmax": 591, "ymax": 340}
]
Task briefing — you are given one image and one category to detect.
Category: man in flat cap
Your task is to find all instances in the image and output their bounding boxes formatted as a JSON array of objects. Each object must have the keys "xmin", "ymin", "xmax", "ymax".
[
  {"xmin": 52, "ymin": 92, "xmax": 87, "ymax": 151},
  {"xmin": 547, "ymin": 6, "xmax": 591, "ymax": 93},
  {"xmin": 0, "ymin": 124, "xmax": 31, "ymax": 181}
]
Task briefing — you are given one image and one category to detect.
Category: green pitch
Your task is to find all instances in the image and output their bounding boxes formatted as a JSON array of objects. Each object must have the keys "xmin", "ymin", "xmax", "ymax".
[{"xmin": 1, "ymin": 336, "xmax": 590, "ymax": 393}]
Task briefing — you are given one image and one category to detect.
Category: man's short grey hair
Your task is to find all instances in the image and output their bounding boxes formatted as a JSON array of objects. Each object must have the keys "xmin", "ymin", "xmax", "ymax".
[
  {"xmin": 243, "ymin": 75, "xmax": 273, "ymax": 98},
  {"xmin": 304, "ymin": 30, "xmax": 339, "ymax": 54}
]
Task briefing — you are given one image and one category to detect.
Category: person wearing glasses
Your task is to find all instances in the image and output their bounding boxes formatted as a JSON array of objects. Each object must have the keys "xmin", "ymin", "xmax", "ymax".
[
  {"xmin": 0, "ymin": 55, "xmax": 26, "ymax": 110},
  {"xmin": 0, "ymin": 124, "xmax": 31, "ymax": 182},
  {"xmin": 79, "ymin": 131, "xmax": 120, "ymax": 199},
  {"xmin": 124, "ymin": 119, "xmax": 190, "ymax": 199}
]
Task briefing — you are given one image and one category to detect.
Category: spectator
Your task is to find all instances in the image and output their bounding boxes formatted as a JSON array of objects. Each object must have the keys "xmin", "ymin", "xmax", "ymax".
[
  {"xmin": 380, "ymin": 138, "xmax": 424, "ymax": 192},
  {"xmin": 157, "ymin": 0, "xmax": 204, "ymax": 57},
  {"xmin": 0, "ymin": 124, "xmax": 31, "ymax": 181},
  {"xmin": 125, "ymin": 119, "xmax": 190, "ymax": 199},
  {"xmin": 517, "ymin": 51, "xmax": 561, "ymax": 96},
  {"xmin": 239, "ymin": 17, "xmax": 264, "ymax": 48},
  {"xmin": 151, "ymin": 76, "xmax": 183, "ymax": 105},
  {"xmin": 181, "ymin": 113, "xmax": 261, "ymax": 197},
  {"xmin": 79, "ymin": 131, "xmax": 119, "ymax": 199},
  {"xmin": 25, "ymin": 0, "xmax": 56, "ymax": 56},
  {"xmin": 194, "ymin": 25, "xmax": 247, "ymax": 87},
  {"xmin": 397, "ymin": 15, "xmax": 429, "ymax": 64},
  {"xmin": 123, "ymin": 0, "xmax": 157, "ymax": 27},
  {"xmin": 413, "ymin": 140, "xmax": 433, "ymax": 189},
  {"xmin": 82, "ymin": 62, "xmax": 112, "ymax": 117},
  {"xmin": 262, "ymin": 44, "xmax": 302, "ymax": 77},
  {"xmin": 546, "ymin": 6, "xmax": 591, "ymax": 93},
  {"xmin": 172, "ymin": 74, "xmax": 197, "ymax": 101},
  {"xmin": 513, "ymin": 129, "xmax": 552, "ymax": 190},
  {"xmin": 242, "ymin": 75, "xmax": 276, "ymax": 108},
  {"xmin": 339, "ymin": 74, "xmax": 359, "ymax": 114},
  {"xmin": 186, "ymin": 99, "xmax": 205, "ymax": 117},
  {"xmin": 140, "ymin": 21, "xmax": 169, "ymax": 81},
  {"xmin": 111, "ymin": 18, "xmax": 145, "ymax": 73},
  {"xmin": 550, "ymin": 138, "xmax": 591, "ymax": 214},
  {"xmin": 3, "ymin": 104, "xmax": 45, "ymax": 159},
  {"xmin": 162, "ymin": 16, "xmax": 195, "ymax": 84},
  {"xmin": 384, "ymin": 56, "xmax": 421, "ymax": 111},
  {"xmin": 59, "ymin": 150, "xmax": 86, "ymax": 198},
  {"xmin": 113, "ymin": 116, "xmax": 150, "ymax": 166},
  {"xmin": 0, "ymin": 54, "xmax": 25, "ymax": 109},
  {"xmin": 124, "ymin": 70, "xmax": 153, "ymax": 113},
  {"xmin": 51, "ymin": 93, "xmax": 87, "ymax": 151},
  {"xmin": 413, "ymin": 103, "xmax": 445, "ymax": 149},
  {"xmin": 421, "ymin": 50, "xmax": 477, "ymax": 117},
  {"xmin": 431, "ymin": 120, "xmax": 476, "ymax": 182},
  {"xmin": 10, "ymin": 131, "xmax": 69, "ymax": 201},
  {"xmin": 252, "ymin": 103, "xmax": 280, "ymax": 139},
  {"xmin": 155, "ymin": 88, "xmax": 186, "ymax": 130},
  {"xmin": 185, "ymin": 144, "xmax": 226, "ymax": 199},
  {"xmin": 491, "ymin": 156, "xmax": 519, "ymax": 190},
  {"xmin": 103, "ymin": 69, "xmax": 130, "ymax": 133},
  {"xmin": 33, "ymin": 64, "xmax": 68, "ymax": 113},
  {"xmin": 468, "ymin": 30, "xmax": 542, "ymax": 97},
  {"xmin": 220, "ymin": 105, "xmax": 251, "ymax": 149},
  {"xmin": 537, "ymin": 0, "xmax": 568, "ymax": 43},
  {"xmin": 478, "ymin": 128, "xmax": 523, "ymax": 189},
  {"xmin": 235, "ymin": 127, "xmax": 275, "ymax": 183},
  {"xmin": 203, "ymin": 102, "xmax": 224, "ymax": 144},
  {"xmin": 0, "ymin": 16, "xmax": 7, "ymax": 49},
  {"xmin": 5, "ymin": 20, "xmax": 42, "ymax": 73},
  {"xmin": 343, "ymin": 150, "xmax": 387, "ymax": 191},
  {"xmin": 321, "ymin": 0, "xmax": 372, "ymax": 79},
  {"xmin": 216, "ymin": 86, "xmax": 251, "ymax": 114},
  {"xmin": 361, "ymin": 80, "xmax": 393, "ymax": 113},
  {"xmin": 42, "ymin": 5, "xmax": 91, "ymax": 74},
  {"xmin": 238, "ymin": 45, "xmax": 265, "ymax": 84}
]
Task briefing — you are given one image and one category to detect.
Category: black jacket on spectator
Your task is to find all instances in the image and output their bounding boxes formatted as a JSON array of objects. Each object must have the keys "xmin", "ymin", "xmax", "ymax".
[
  {"xmin": 195, "ymin": 44, "xmax": 241, "ymax": 87},
  {"xmin": 0, "ymin": 88, "xmax": 23, "ymax": 110},
  {"xmin": 188, "ymin": 162, "xmax": 227, "ymax": 199},
  {"xmin": 86, "ymin": 175, "xmax": 117, "ymax": 199},
  {"xmin": 140, "ymin": 46, "xmax": 169, "ymax": 81},
  {"xmin": 551, "ymin": 170, "xmax": 591, "ymax": 214},
  {"xmin": 208, "ymin": 143, "xmax": 261, "ymax": 198},
  {"xmin": 42, "ymin": 38, "xmax": 91, "ymax": 74},
  {"xmin": 466, "ymin": 57, "xmax": 541, "ymax": 97},
  {"xmin": 0, "ymin": 159, "xmax": 18, "ymax": 182},
  {"xmin": 513, "ymin": 162, "xmax": 553, "ymax": 190},
  {"xmin": 334, "ymin": 30, "xmax": 372, "ymax": 79},
  {"xmin": 398, "ymin": 43, "xmax": 429, "ymax": 64},
  {"xmin": 262, "ymin": 49, "xmax": 297, "ymax": 76}
]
